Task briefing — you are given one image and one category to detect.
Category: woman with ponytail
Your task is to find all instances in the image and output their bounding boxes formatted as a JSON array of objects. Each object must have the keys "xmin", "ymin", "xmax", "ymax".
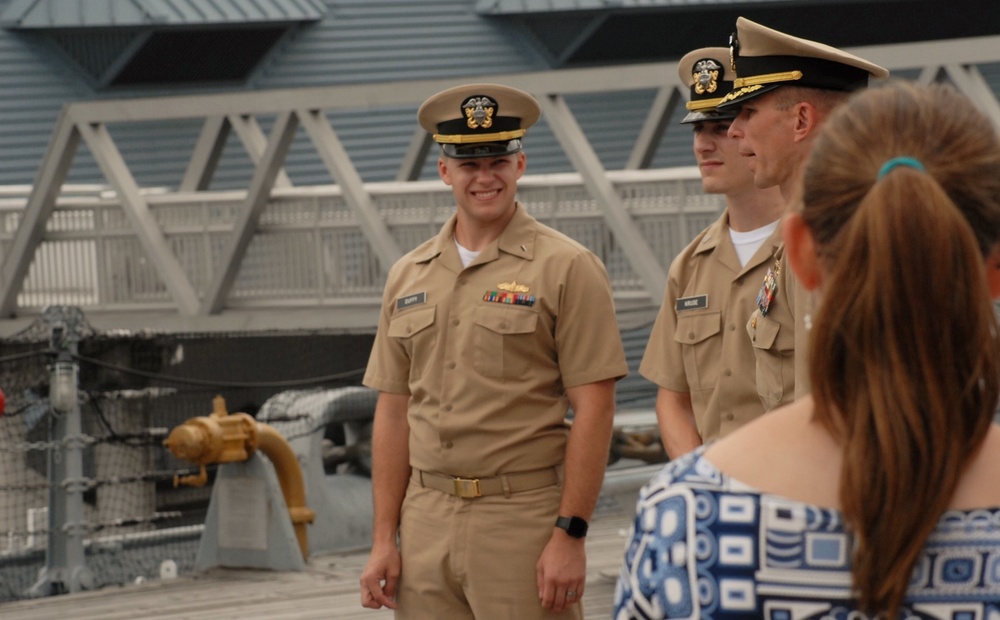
[{"xmin": 615, "ymin": 81, "xmax": 1000, "ymax": 619}]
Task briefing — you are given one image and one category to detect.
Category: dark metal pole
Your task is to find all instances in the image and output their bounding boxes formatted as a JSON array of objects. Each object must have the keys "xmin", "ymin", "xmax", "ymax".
[{"xmin": 28, "ymin": 306, "xmax": 93, "ymax": 597}]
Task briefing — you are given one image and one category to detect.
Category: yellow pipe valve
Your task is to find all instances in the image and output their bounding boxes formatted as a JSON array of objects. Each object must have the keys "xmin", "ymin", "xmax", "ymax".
[
  {"xmin": 163, "ymin": 396, "xmax": 316, "ymax": 561},
  {"xmin": 163, "ymin": 396, "xmax": 258, "ymax": 466}
]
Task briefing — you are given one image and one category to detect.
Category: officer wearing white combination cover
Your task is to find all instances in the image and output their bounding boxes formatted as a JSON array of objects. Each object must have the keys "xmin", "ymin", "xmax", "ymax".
[
  {"xmin": 640, "ymin": 47, "xmax": 787, "ymax": 459},
  {"xmin": 719, "ymin": 17, "xmax": 888, "ymax": 401},
  {"xmin": 359, "ymin": 83, "xmax": 628, "ymax": 619}
]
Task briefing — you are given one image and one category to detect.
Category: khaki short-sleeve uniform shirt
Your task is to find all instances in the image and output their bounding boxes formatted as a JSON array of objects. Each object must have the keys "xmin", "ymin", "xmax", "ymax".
[
  {"xmin": 363, "ymin": 204, "xmax": 628, "ymax": 477},
  {"xmin": 639, "ymin": 212, "xmax": 791, "ymax": 443},
  {"xmin": 745, "ymin": 248, "xmax": 800, "ymax": 406}
]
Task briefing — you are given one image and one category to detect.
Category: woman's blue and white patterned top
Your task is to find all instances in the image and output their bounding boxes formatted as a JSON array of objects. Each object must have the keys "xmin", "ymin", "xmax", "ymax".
[{"xmin": 613, "ymin": 446, "xmax": 1000, "ymax": 619}]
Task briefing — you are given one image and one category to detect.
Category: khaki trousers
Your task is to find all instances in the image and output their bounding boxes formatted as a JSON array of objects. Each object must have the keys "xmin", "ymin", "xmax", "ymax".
[{"xmin": 395, "ymin": 478, "xmax": 583, "ymax": 620}]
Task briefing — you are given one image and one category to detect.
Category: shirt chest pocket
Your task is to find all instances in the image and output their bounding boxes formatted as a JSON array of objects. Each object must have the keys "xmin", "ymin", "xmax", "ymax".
[
  {"xmin": 747, "ymin": 311, "xmax": 794, "ymax": 408},
  {"xmin": 673, "ymin": 311, "xmax": 722, "ymax": 391},
  {"xmin": 473, "ymin": 305, "xmax": 539, "ymax": 378},
  {"xmin": 388, "ymin": 306, "xmax": 436, "ymax": 378}
]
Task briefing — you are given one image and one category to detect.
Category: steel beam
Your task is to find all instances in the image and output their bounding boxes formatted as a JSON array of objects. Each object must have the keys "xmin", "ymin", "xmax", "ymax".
[
  {"xmin": 228, "ymin": 114, "xmax": 293, "ymax": 188},
  {"xmin": 396, "ymin": 127, "xmax": 434, "ymax": 182},
  {"xmin": 943, "ymin": 64, "xmax": 1000, "ymax": 133},
  {"xmin": 200, "ymin": 111, "xmax": 300, "ymax": 314},
  {"xmin": 0, "ymin": 109, "xmax": 80, "ymax": 316},
  {"xmin": 914, "ymin": 65, "xmax": 942, "ymax": 85},
  {"xmin": 537, "ymin": 94, "xmax": 667, "ymax": 303},
  {"xmin": 76, "ymin": 120, "xmax": 201, "ymax": 315},
  {"xmin": 180, "ymin": 116, "xmax": 230, "ymax": 191},
  {"xmin": 297, "ymin": 108, "xmax": 402, "ymax": 272},
  {"xmin": 626, "ymin": 85, "xmax": 683, "ymax": 170}
]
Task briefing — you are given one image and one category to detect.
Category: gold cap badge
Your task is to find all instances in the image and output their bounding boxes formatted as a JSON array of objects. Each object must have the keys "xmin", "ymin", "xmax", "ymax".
[
  {"xmin": 692, "ymin": 59, "xmax": 721, "ymax": 95},
  {"xmin": 464, "ymin": 96, "xmax": 496, "ymax": 130}
]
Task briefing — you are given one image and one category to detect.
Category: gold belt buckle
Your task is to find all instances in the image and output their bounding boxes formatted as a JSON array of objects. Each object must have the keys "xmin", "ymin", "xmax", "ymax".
[{"xmin": 453, "ymin": 477, "xmax": 482, "ymax": 498}]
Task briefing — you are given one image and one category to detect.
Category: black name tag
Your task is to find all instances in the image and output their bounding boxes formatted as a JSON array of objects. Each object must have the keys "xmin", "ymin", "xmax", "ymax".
[
  {"xmin": 675, "ymin": 295, "xmax": 708, "ymax": 312},
  {"xmin": 396, "ymin": 292, "xmax": 426, "ymax": 310}
]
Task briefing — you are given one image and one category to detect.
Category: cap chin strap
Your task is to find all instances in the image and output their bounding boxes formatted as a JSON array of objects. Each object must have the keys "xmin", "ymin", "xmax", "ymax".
[
  {"xmin": 433, "ymin": 129, "xmax": 526, "ymax": 144},
  {"xmin": 734, "ymin": 70, "xmax": 803, "ymax": 88},
  {"xmin": 686, "ymin": 96, "xmax": 728, "ymax": 112}
]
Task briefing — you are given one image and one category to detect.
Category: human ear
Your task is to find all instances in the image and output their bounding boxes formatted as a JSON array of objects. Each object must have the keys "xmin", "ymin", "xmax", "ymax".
[
  {"xmin": 514, "ymin": 151, "xmax": 526, "ymax": 179},
  {"xmin": 438, "ymin": 157, "xmax": 452, "ymax": 185},
  {"xmin": 783, "ymin": 213, "xmax": 822, "ymax": 291},
  {"xmin": 793, "ymin": 102, "xmax": 819, "ymax": 143}
]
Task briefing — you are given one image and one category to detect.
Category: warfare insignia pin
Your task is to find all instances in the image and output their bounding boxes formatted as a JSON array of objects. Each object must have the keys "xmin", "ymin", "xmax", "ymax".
[
  {"xmin": 463, "ymin": 96, "xmax": 496, "ymax": 130},
  {"xmin": 693, "ymin": 59, "xmax": 721, "ymax": 95},
  {"xmin": 498, "ymin": 281, "xmax": 530, "ymax": 293}
]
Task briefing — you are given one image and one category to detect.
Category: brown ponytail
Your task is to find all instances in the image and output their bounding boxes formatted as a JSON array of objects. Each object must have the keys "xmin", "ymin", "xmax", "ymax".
[{"xmin": 799, "ymin": 81, "xmax": 1000, "ymax": 616}]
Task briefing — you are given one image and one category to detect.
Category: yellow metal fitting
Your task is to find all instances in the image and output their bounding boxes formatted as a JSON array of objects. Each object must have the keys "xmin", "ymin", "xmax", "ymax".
[
  {"xmin": 163, "ymin": 396, "xmax": 257, "ymax": 466},
  {"xmin": 164, "ymin": 396, "xmax": 316, "ymax": 561},
  {"xmin": 173, "ymin": 465, "xmax": 208, "ymax": 488}
]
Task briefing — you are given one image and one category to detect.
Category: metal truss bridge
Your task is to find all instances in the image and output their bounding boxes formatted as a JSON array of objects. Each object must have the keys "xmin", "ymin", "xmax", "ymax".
[{"xmin": 0, "ymin": 34, "xmax": 997, "ymax": 336}]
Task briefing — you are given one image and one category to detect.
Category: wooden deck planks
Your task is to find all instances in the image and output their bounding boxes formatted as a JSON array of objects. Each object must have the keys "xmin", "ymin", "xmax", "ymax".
[{"xmin": 0, "ymin": 510, "xmax": 637, "ymax": 620}]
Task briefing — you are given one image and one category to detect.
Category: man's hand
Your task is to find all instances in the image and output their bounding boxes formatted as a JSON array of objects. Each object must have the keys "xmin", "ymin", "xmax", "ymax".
[
  {"xmin": 359, "ymin": 542, "xmax": 401, "ymax": 610},
  {"xmin": 536, "ymin": 530, "xmax": 586, "ymax": 613},
  {"xmin": 655, "ymin": 387, "xmax": 702, "ymax": 459},
  {"xmin": 360, "ymin": 391, "xmax": 410, "ymax": 610}
]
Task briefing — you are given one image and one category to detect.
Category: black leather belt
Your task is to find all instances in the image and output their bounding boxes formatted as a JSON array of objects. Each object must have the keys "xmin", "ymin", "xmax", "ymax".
[{"xmin": 413, "ymin": 467, "xmax": 560, "ymax": 498}]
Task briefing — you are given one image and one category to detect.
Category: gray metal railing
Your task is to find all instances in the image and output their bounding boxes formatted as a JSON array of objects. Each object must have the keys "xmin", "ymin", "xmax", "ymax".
[{"xmin": 0, "ymin": 169, "xmax": 723, "ymax": 323}]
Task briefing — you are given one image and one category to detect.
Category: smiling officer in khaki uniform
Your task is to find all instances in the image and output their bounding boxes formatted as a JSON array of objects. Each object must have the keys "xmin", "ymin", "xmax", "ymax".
[
  {"xmin": 359, "ymin": 83, "xmax": 628, "ymax": 619},
  {"xmin": 639, "ymin": 48, "xmax": 787, "ymax": 458}
]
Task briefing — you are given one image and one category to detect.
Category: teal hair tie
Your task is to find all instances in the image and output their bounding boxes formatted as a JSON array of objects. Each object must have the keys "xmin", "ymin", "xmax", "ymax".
[{"xmin": 877, "ymin": 156, "xmax": 925, "ymax": 179}]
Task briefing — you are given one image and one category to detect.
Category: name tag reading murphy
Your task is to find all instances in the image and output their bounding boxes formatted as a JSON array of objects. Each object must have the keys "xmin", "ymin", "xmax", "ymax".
[
  {"xmin": 675, "ymin": 295, "xmax": 708, "ymax": 312},
  {"xmin": 396, "ymin": 292, "xmax": 426, "ymax": 310}
]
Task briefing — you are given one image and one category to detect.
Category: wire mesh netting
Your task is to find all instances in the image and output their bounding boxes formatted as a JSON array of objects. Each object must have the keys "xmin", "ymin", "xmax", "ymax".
[
  {"xmin": 0, "ymin": 302, "xmax": 660, "ymax": 603},
  {"xmin": 0, "ymin": 308, "xmax": 374, "ymax": 603}
]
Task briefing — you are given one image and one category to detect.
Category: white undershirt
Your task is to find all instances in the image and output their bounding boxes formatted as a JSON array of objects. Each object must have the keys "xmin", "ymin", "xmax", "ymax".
[
  {"xmin": 729, "ymin": 220, "xmax": 779, "ymax": 267},
  {"xmin": 455, "ymin": 239, "xmax": 480, "ymax": 267}
]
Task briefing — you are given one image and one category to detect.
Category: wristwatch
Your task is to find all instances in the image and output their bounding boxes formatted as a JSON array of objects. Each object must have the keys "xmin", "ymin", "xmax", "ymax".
[{"xmin": 555, "ymin": 515, "xmax": 589, "ymax": 538}]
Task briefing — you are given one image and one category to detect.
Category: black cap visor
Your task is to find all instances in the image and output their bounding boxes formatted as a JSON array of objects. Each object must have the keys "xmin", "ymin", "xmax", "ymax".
[
  {"xmin": 681, "ymin": 107, "xmax": 740, "ymax": 124},
  {"xmin": 441, "ymin": 139, "xmax": 523, "ymax": 159}
]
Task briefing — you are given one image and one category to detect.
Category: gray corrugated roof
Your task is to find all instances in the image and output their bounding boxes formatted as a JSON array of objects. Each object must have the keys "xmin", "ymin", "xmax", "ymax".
[
  {"xmin": 476, "ymin": 0, "xmax": 806, "ymax": 14},
  {"xmin": 0, "ymin": 0, "xmax": 994, "ymax": 192},
  {"xmin": 0, "ymin": 0, "xmax": 326, "ymax": 29}
]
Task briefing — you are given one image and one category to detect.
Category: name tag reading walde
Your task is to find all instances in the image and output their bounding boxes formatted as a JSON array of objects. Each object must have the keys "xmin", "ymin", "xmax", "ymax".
[
  {"xmin": 675, "ymin": 295, "xmax": 708, "ymax": 312},
  {"xmin": 396, "ymin": 292, "xmax": 426, "ymax": 310}
]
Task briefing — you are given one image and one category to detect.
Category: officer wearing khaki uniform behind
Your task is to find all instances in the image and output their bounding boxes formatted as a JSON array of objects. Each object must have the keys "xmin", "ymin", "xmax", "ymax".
[
  {"xmin": 639, "ymin": 48, "xmax": 788, "ymax": 457},
  {"xmin": 359, "ymin": 83, "xmax": 628, "ymax": 619},
  {"xmin": 718, "ymin": 18, "xmax": 889, "ymax": 400}
]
